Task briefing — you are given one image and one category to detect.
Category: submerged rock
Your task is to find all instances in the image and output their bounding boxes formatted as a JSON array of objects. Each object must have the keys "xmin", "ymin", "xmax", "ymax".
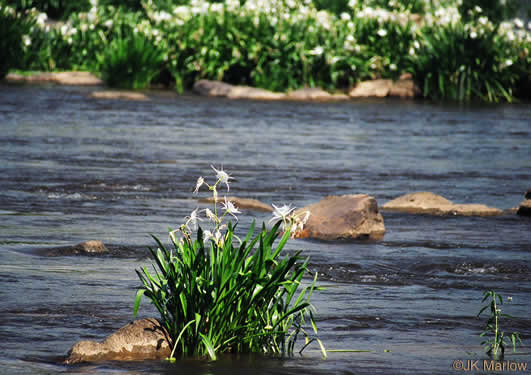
[
  {"xmin": 5, "ymin": 71, "xmax": 103, "ymax": 86},
  {"xmin": 75, "ymin": 240, "xmax": 108, "ymax": 253},
  {"xmin": 292, "ymin": 194, "xmax": 385, "ymax": 241},
  {"xmin": 65, "ymin": 318, "xmax": 170, "ymax": 363},
  {"xmin": 88, "ymin": 90, "xmax": 149, "ymax": 101},
  {"xmin": 199, "ymin": 196, "xmax": 273, "ymax": 212},
  {"xmin": 39, "ymin": 240, "xmax": 108, "ymax": 256},
  {"xmin": 382, "ymin": 192, "xmax": 503, "ymax": 216}
]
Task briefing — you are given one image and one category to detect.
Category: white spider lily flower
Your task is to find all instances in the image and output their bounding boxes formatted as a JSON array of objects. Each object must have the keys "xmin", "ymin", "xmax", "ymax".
[
  {"xmin": 269, "ymin": 204, "xmax": 296, "ymax": 223},
  {"xmin": 377, "ymin": 29, "xmax": 387, "ymax": 37},
  {"xmin": 204, "ymin": 208, "xmax": 218, "ymax": 223},
  {"xmin": 214, "ymin": 230, "xmax": 224, "ymax": 246},
  {"xmin": 193, "ymin": 176, "xmax": 204, "ymax": 193},
  {"xmin": 211, "ymin": 165, "xmax": 233, "ymax": 191},
  {"xmin": 203, "ymin": 230, "xmax": 213, "ymax": 242},
  {"xmin": 185, "ymin": 207, "xmax": 202, "ymax": 231},
  {"xmin": 309, "ymin": 46, "xmax": 324, "ymax": 56},
  {"xmin": 222, "ymin": 197, "xmax": 241, "ymax": 220},
  {"xmin": 514, "ymin": 18, "xmax": 524, "ymax": 28}
]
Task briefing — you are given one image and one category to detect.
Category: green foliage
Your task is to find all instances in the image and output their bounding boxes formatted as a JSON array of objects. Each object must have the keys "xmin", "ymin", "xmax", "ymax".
[
  {"xmin": 0, "ymin": 5, "xmax": 34, "ymax": 78},
  {"xmin": 98, "ymin": 31, "xmax": 164, "ymax": 89},
  {"xmin": 351, "ymin": 15, "xmax": 416, "ymax": 79},
  {"xmin": 8, "ymin": 0, "xmax": 531, "ymax": 101},
  {"xmin": 459, "ymin": 0, "xmax": 519, "ymax": 24},
  {"xmin": 99, "ymin": 0, "xmax": 144, "ymax": 12},
  {"xmin": 5, "ymin": 0, "xmax": 90, "ymax": 19},
  {"xmin": 412, "ymin": 20, "xmax": 524, "ymax": 102},
  {"xmin": 133, "ymin": 222, "xmax": 322, "ymax": 360},
  {"xmin": 312, "ymin": 0, "xmax": 349, "ymax": 15},
  {"xmin": 477, "ymin": 290, "xmax": 522, "ymax": 360}
]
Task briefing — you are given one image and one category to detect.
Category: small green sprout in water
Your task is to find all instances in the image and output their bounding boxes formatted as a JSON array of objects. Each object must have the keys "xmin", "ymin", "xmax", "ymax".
[
  {"xmin": 477, "ymin": 290, "xmax": 523, "ymax": 360},
  {"xmin": 133, "ymin": 166, "xmax": 322, "ymax": 361}
]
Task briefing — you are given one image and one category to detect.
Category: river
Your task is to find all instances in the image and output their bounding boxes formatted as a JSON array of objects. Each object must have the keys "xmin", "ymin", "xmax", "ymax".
[{"xmin": 0, "ymin": 84, "xmax": 530, "ymax": 374}]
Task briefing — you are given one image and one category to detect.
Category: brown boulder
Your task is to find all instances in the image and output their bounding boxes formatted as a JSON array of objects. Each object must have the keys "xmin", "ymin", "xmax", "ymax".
[
  {"xmin": 349, "ymin": 77, "xmax": 420, "ymax": 99},
  {"xmin": 89, "ymin": 90, "xmax": 149, "ymax": 101},
  {"xmin": 287, "ymin": 88, "xmax": 349, "ymax": 101},
  {"xmin": 5, "ymin": 71, "xmax": 103, "ymax": 86},
  {"xmin": 388, "ymin": 78, "xmax": 420, "ymax": 98},
  {"xmin": 227, "ymin": 86, "xmax": 286, "ymax": 100},
  {"xmin": 193, "ymin": 79, "xmax": 234, "ymax": 97},
  {"xmin": 349, "ymin": 79, "xmax": 392, "ymax": 98},
  {"xmin": 292, "ymin": 194, "xmax": 385, "ymax": 241},
  {"xmin": 75, "ymin": 240, "xmax": 108, "ymax": 253},
  {"xmin": 193, "ymin": 80, "xmax": 285, "ymax": 100},
  {"xmin": 199, "ymin": 196, "xmax": 273, "ymax": 212},
  {"xmin": 65, "ymin": 319, "xmax": 170, "ymax": 363},
  {"xmin": 382, "ymin": 192, "xmax": 503, "ymax": 216}
]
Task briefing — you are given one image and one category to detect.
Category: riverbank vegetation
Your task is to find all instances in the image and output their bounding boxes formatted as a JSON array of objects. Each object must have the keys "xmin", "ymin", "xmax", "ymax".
[{"xmin": 2, "ymin": 0, "xmax": 530, "ymax": 102}]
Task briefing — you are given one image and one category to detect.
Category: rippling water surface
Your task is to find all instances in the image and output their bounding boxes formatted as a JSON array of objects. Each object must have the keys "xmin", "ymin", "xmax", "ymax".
[{"xmin": 1, "ymin": 85, "xmax": 530, "ymax": 374}]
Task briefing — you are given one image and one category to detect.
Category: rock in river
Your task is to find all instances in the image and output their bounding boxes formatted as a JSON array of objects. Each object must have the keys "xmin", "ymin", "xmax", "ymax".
[
  {"xmin": 292, "ymin": 194, "xmax": 385, "ymax": 241},
  {"xmin": 287, "ymin": 88, "xmax": 349, "ymax": 101},
  {"xmin": 88, "ymin": 90, "xmax": 149, "ymax": 101},
  {"xmin": 5, "ymin": 71, "xmax": 103, "ymax": 86},
  {"xmin": 382, "ymin": 192, "xmax": 503, "ymax": 216},
  {"xmin": 349, "ymin": 74, "xmax": 420, "ymax": 99},
  {"xmin": 199, "ymin": 196, "xmax": 273, "ymax": 212},
  {"xmin": 38, "ymin": 240, "xmax": 108, "ymax": 256},
  {"xmin": 65, "ymin": 318, "xmax": 170, "ymax": 363},
  {"xmin": 193, "ymin": 79, "xmax": 285, "ymax": 100}
]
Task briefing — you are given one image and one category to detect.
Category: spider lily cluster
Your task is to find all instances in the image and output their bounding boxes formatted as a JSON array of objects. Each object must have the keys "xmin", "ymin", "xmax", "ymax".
[
  {"xmin": 133, "ymin": 166, "xmax": 322, "ymax": 361},
  {"xmin": 171, "ymin": 165, "xmax": 310, "ymax": 248}
]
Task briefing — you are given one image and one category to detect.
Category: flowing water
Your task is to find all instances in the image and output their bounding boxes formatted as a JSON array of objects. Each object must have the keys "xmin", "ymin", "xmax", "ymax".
[{"xmin": 0, "ymin": 84, "xmax": 530, "ymax": 374}]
